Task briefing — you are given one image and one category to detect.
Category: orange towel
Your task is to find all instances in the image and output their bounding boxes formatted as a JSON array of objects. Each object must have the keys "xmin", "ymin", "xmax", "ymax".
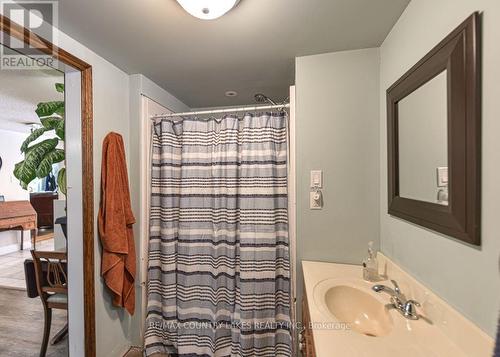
[{"xmin": 98, "ymin": 132, "xmax": 136, "ymax": 315}]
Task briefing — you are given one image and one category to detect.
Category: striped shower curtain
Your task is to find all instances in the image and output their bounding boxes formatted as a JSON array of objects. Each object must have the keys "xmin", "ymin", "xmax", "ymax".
[{"xmin": 144, "ymin": 113, "xmax": 292, "ymax": 357}]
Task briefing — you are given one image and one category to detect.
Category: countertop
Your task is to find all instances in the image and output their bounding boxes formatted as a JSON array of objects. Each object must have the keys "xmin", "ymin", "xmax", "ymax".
[{"xmin": 302, "ymin": 256, "xmax": 494, "ymax": 357}]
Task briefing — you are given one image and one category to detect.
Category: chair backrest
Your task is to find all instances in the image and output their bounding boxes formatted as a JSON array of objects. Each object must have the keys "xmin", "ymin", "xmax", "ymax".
[
  {"xmin": 30, "ymin": 250, "xmax": 68, "ymax": 300},
  {"xmin": 0, "ymin": 195, "xmax": 5, "ymax": 202}
]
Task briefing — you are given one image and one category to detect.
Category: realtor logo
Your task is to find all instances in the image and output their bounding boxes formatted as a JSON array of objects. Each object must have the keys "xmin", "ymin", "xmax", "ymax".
[{"xmin": 0, "ymin": 0, "xmax": 58, "ymax": 69}]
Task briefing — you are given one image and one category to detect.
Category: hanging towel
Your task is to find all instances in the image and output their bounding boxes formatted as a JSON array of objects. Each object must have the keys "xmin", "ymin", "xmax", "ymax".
[{"xmin": 98, "ymin": 132, "xmax": 136, "ymax": 315}]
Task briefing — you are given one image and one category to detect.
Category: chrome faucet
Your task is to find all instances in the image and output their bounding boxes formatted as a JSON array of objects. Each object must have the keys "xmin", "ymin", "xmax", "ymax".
[{"xmin": 372, "ymin": 280, "xmax": 420, "ymax": 320}]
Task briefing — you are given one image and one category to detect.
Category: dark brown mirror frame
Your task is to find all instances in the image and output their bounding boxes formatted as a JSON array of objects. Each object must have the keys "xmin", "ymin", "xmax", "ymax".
[
  {"xmin": 387, "ymin": 12, "xmax": 481, "ymax": 245},
  {"xmin": 0, "ymin": 14, "xmax": 96, "ymax": 356}
]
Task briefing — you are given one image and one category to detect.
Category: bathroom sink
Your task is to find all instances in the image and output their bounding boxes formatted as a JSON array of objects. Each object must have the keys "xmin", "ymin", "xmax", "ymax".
[
  {"xmin": 304, "ymin": 261, "xmax": 493, "ymax": 357},
  {"xmin": 314, "ymin": 281, "xmax": 394, "ymax": 337}
]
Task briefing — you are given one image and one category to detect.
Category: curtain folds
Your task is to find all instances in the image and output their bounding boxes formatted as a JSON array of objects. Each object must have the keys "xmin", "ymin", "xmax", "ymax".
[{"xmin": 144, "ymin": 113, "xmax": 292, "ymax": 357}]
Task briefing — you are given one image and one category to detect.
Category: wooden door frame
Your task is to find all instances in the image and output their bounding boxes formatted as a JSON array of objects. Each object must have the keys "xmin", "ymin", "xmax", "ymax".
[{"xmin": 0, "ymin": 14, "xmax": 95, "ymax": 357}]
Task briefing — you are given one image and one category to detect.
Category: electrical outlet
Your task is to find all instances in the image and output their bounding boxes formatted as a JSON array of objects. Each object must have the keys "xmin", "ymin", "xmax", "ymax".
[{"xmin": 310, "ymin": 191, "xmax": 322, "ymax": 209}]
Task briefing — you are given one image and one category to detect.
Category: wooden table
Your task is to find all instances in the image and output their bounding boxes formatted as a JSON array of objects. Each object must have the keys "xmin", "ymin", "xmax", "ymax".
[{"xmin": 0, "ymin": 200, "xmax": 38, "ymax": 250}]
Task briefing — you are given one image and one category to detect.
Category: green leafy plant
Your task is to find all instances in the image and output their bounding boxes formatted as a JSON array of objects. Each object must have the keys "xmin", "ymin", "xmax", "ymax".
[{"xmin": 14, "ymin": 83, "xmax": 67, "ymax": 194}]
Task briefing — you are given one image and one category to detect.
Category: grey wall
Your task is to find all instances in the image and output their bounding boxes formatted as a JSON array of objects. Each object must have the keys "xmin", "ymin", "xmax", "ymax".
[
  {"xmin": 0, "ymin": 129, "xmax": 29, "ymax": 249},
  {"xmin": 380, "ymin": 0, "xmax": 500, "ymax": 337},
  {"xmin": 295, "ymin": 48, "xmax": 380, "ymax": 312},
  {"xmin": 86, "ymin": 48, "xmax": 132, "ymax": 357}
]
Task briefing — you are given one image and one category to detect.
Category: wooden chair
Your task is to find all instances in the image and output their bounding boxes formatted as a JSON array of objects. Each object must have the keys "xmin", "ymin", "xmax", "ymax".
[{"xmin": 30, "ymin": 250, "xmax": 68, "ymax": 357}]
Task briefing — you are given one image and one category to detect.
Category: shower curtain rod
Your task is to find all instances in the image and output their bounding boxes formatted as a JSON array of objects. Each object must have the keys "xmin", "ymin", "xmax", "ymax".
[{"xmin": 150, "ymin": 103, "xmax": 290, "ymax": 119}]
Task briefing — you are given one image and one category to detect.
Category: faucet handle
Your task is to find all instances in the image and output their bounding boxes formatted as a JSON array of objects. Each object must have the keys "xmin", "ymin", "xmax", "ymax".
[
  {"xmin": 406, "ymin": 299, "xmax": 420, "ymax": 307},
  {"xmin": 403, "ymin": 299, "xmax": 421, "ymax": 320},
  {"xmin": 390, "ymin": 279, "xmax": 401, "ymax": 294}
]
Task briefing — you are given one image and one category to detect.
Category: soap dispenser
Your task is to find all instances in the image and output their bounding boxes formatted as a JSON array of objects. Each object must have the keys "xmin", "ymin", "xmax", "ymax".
[{"xmin": 362, "ymin": 241, "xmax": 379, "ymax": 282}]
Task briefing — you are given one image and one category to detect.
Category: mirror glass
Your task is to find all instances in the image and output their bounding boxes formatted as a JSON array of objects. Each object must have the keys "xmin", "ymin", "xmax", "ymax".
[{"xmin": 398, "ymin": 70, "xmax": 448, "ymax": 205}]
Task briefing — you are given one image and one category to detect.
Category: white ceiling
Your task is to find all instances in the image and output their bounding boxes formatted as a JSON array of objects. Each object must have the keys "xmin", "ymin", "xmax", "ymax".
[
  {"xmin": 57, "ymin": 0, "xmax": 409, "ymax": 107},
  {"xmin": 0, "ymin": 58, "xmax": 64, "ymax": 133}
]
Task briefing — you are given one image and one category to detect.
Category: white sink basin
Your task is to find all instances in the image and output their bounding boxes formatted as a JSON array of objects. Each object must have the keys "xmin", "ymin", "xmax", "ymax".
[
  {"xmin": 313, "ymin": 278, "xmax": 394, "ymax": 338},
  {"xmin": 323, "ymin": 285, "xmax": 393, "ymax": 337}
]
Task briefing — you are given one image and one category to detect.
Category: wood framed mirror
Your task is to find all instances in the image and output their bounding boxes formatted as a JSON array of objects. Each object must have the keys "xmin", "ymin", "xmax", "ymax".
[
  {"xmin": 387, "ymin": 12, "xmax": 481, "ymax": 245},
  {"xmin": 0, "ymin": 13, "xmax": 96, "ymax": 356}
]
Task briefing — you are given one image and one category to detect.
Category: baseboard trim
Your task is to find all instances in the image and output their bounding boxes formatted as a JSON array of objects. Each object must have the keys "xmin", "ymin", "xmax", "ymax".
[
  {"xmin": 0, "ymin": 242, "xmax": 27, "ymax": 256},
  {"xmin": 122, "ymin": 346, "xmax": 143, "ymax": 357},
  {"xmin": 0, "ymin": 232, "xmax": 55, "ymax": 256}
]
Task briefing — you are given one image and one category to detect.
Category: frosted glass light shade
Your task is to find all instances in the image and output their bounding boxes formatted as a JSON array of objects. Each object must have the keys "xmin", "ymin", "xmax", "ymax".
[{"xmin": 176, "ymin": 0, "xmax": 239, "ymax": 20}]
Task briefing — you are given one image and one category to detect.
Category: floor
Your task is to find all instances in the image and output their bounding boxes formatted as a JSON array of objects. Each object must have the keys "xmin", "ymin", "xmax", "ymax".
[
  {"xmin": 124, "ymin": 348, "xmax": 169, "ymax": 357},
  {"xmin": 124, "ymin": 346, "xmax": 144, "ymax": 356},
  {"xmin": 0, "ymin": 231, "xmax": 67, "ymax": 356},
  {"xmin": 0, "ymin": 288, "xmax": 68, "ymax": 356},
  {"xmin": 0, "ymin": 236, "xmax": 55, "ymax": 290}
]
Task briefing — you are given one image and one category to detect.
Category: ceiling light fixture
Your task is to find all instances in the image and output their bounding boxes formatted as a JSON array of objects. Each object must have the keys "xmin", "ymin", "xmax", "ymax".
[
  {"xmin": 176, "ymin": 0, "xmax": 240, "ymax": 20},
  {"xmin": 225, "ymin": 90, "xmax": 238, "ymax": 97}
]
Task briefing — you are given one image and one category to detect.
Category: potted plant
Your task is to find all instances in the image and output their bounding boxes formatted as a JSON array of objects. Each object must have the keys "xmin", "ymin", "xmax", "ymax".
[{"xmin": 13, "ymin": 83, "xmax": 66, "ymax": 194}]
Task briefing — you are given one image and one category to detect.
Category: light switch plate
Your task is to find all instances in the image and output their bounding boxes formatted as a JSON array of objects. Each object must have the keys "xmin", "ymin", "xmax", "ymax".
[
  {"xmin": 310, "ymin": 170, "xmax": 323, "ymax": 188},
  {"xmin": 437, "ymin": 167, "xmax": 448, "ymax": 187}
]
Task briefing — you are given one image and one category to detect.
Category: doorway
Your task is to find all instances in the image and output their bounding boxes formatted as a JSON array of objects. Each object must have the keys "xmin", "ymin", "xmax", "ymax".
[{"xmin": 0, "ymin": 49, "xmax": 68, "ymax": 356}]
